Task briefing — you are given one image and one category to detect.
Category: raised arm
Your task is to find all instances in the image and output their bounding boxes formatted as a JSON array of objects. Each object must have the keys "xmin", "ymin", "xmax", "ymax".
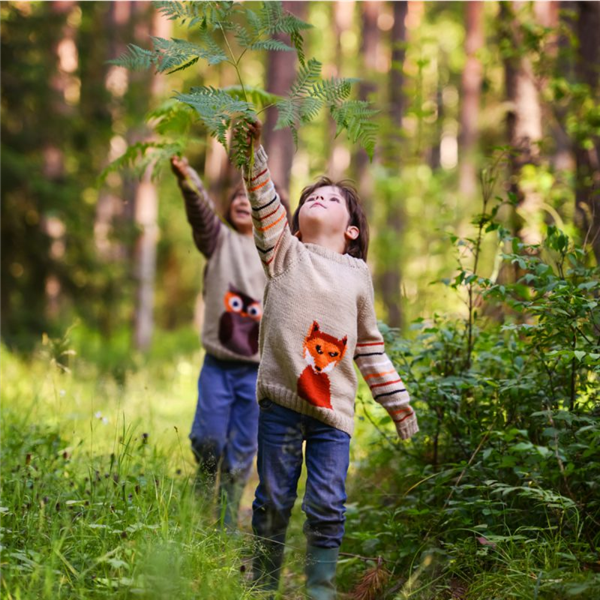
[
  {"xmin": 241, "ymin": 123, "xmax": 293, "ymax": 278},
  {"xmin": 171, "ymin": 156, "xmax": 222, "ymax": 259},
  {"xmin": 355, "ymin": 275, "xmax": 419, "ymax": 440}
]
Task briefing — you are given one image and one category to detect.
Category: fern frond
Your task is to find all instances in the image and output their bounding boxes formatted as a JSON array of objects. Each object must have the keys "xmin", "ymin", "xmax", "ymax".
[
  {"xmin": 197, "ymin": 30, "xmax": 229, "ymax": 65},
  {"xmin": 176, "ymin": 87, "xmax": 254, "ymax": 146},
  {"xmin": 290, "ymin": 58, "xmax": 322, "ymax": 99},
  {"xmin": 330, "ymin": 100, "xmax": 379, "ymax": 160},
  {"xmin": 99, "ymin": 140, "xmax": 185, "ymax": 183},
  {"xmin": 259, "ymin": 2, "xmax": 312, "ymax": 35},
  {"xmin": 222, "ymin": 85, "xmax": 283, "ymax": 108},
  {"xmin": 152, "ymin": 37, "xmax": 207, "ymax": 73},
  {"xmin": 311, "ymin": 77, "xmax": 357, "ymax": 104},
  {"xmin": 147, "ymin": 100, "xmax": 196, "ymax": 137},
  {"xmin": 108, "ymin": 44, "xmax": 156, "ymax": 71},
  {"xmin": 290, "ymin": 29, "xmax": 306, "ymax": 67},
  {"xmin": 276, "ymin": 13, "xmax": 313, "ymax": 35},
  {"xmin": 250, "ymin": 39, "xmax": 294, "ymax": 52},
  {"xmin": 153, "ymin": 1, "xmax": 235, "ymax": 29},
  {"xmin": 299, "ymin": 96, "xmax": 323, "ymax": 124}
]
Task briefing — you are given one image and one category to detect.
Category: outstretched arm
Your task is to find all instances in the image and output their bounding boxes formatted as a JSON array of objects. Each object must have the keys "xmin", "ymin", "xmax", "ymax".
[
  {"xmin": 355, "ymin": 276, "xmax": 418, "ymax": 440},
  {"xmin": 241, "ymin": 122, "xmax": 292, "ymax": 278},
  {"xmin": 171, "ymin": 156, "xmax": 222, "ymax": 259}
]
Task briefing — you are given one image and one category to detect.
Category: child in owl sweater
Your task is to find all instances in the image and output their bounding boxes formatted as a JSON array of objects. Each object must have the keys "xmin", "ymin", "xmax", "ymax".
[
  {"xmin": 171, "ymin": 156, "xmax": 266, "ymax": 529},
  {"xmin": 240, "ymin": 122, "xmax": 418, "ymax": 599}
]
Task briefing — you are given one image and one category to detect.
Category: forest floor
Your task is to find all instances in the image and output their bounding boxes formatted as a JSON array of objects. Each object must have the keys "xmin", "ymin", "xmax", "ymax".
[
  {"xmin": 2, "ymin": 340, "xmax": 597, "ymax": 599},
  {"xmin": 0, "ymin": 343, "xmax": 367, "ymax": 599}
]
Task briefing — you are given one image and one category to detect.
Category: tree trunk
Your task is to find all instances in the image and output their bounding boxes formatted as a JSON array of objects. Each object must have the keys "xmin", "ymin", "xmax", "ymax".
[
  {"xmin": 132, "ymin": 4, "xmax": 171, "ymax": 350},
  {"xmin": 45, "ymin": 0, "xmax": 78, "ymax": 320},
  {"xmin": 379, "ymin": 0, "xmax": 408, "ymax": 329},
  {"xmin": 353, "ymin": 0, "xmax": 381, "ymax": 189},
  {"xmin": 262, "ymin": 1, "xmax": 307, "ymax": 197},
  {"xmin": 500, "ymin": 1, "xmax": 543, "ymax": 246},
  {"xmin": 458, "ymin": 1, "xmax": 484, "ymax": 198},
  {"xmin": 574, "ymin": 1, "xmax": 600, "ymax": 262}
]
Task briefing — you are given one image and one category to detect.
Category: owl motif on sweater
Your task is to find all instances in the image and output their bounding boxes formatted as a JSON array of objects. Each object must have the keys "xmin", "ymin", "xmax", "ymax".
[
  {"xmin": 297, "ymin": 321, "xmax": 347, "ymax": 410},
  {"xmin": 218, "ymin": 284, "xmax": 262, "ymax": 357}
]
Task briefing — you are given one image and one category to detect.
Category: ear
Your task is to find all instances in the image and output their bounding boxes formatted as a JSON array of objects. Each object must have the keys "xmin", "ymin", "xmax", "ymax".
[
  {"xmin": 341, "ymin": 336, "xmax": 347, "ymax": 346},
  {"xmin": 310, "ymin": 321, "xmax": 320, "ymax": 335},
  {"xmin": 344, "ymin": 226, "xmax": 359, "ymax": 241}
]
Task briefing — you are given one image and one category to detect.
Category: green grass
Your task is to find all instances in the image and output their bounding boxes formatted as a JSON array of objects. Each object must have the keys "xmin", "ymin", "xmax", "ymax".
[
  {"xmin": 0, "ymin": 344, "xmax": 266, "ymax": 599},
  {"xmin": 3, "ymin": 341, "xmax": 598, "ymax": 600}
]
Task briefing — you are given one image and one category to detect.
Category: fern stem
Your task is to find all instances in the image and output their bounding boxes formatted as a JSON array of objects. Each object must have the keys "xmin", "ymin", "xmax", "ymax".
[
  {"xmin": 217, "ymin": 22, "xmax": 248, "ymax": 103},
  {"xmin": 256, "ymin": 102, "xmax": 276, "ymax": 116}
]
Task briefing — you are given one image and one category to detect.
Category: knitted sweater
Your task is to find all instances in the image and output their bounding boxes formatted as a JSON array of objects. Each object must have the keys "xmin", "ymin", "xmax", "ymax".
[
  {"xmin": 243, "ymin": 146, "xmax": 418, "ymax": 439},
  {"xmin": 178, "ymin": 165, "xmax": 266, "ymax": 363}
]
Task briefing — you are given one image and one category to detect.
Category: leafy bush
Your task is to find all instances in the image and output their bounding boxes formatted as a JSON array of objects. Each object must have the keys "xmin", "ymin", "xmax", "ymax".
[{"xmin": 345, "ymin": 188, "xmax": 600, "ymax": 599}]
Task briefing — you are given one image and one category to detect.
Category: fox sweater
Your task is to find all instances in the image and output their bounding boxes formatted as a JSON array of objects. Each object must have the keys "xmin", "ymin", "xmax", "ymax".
[
  {"xmin": 178, "ymin": 165, "xmax": 266, "ymax": 363},
  {"xmin": 243, "ymin": 146, "xmax": 418, "ymax": 439}
]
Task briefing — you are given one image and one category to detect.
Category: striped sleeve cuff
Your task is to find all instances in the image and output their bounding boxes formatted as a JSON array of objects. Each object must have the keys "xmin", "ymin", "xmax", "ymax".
[{"xmin": 355, "ymin": 342, "xmax": 418, "ymax": 440}]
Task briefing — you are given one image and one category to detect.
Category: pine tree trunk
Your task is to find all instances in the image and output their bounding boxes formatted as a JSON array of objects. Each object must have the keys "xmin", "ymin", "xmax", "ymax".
[
  {"xmin": 574, "ymin": 1, "xmax": 600, "ymax": 262},
  {"xmin": 500, "ymin": 1, "xmax": 543, "ymax": 246},
  {"xmin": 262, "ymin": 1, "xmax": 307, "ymax": 196},
  {"xmin": 132, "ymin": 5, "xmax": 171, "ymax": 350},
  {"xmin": 44, "ymin": 0, "xmax": 78, "ymax": 320},
  {"xmin": 379, "ymin": 0, "xmax": 408, "ymax": 329},
  {"xmin": 458, "ymin": 1, "xmax": 484, "ymax": 198},
  {"xmin": 353, "ymin": 0, "xmax": 381, "ymax": 190}
]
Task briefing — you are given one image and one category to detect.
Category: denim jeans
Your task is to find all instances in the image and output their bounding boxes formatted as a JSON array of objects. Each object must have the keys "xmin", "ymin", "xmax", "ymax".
[
  {"xmin": 189, "ymin": 354, "xmax": 259, "ymax": 484},
  {"xmin": 252, "ymin": 400, "xmax": 351, "ymax": 550}
]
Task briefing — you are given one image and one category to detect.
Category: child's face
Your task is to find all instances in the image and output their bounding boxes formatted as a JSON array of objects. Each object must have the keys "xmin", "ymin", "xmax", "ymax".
[
  {"xmin": 229, "ymin": 192, "xmax": 252, "ymax": 232},
  {"xmin": 297, "ymin": 185, "xmax": 358, "ymax": 245}
]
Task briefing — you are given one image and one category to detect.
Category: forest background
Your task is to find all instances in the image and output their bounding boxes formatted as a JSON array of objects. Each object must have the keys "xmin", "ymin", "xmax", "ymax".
[{"xmin": 1, "ymin": 1, "xmax": 599, "ymax": 599}]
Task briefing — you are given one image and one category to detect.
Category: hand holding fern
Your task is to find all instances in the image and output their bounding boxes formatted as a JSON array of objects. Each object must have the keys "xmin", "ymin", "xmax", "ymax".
[{"xmin": 246, "ymin": 119, "xmax": 262, "ymax": 159}]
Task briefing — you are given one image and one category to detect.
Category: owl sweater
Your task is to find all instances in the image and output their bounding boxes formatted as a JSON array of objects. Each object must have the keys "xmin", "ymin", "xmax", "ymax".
[
  {"xmin": 178, "ymin": 166, "xmax": 266, "ymax": 363},
  {"xmin": 243, "ymin": 146, "xmax": 418, "ymax": 439}
]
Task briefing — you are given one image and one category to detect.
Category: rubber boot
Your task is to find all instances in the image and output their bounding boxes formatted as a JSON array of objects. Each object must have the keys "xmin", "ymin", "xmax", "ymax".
[
  {"xmin": 253, "ymin": 538, "xmax": 285, "ymax": 596},
  {"xmin": 218, "ymin": 475, "xmax": 244, "ymax": 531},
  {"xmin": 305, "ymin": 546, "xmax": 339, "ymax": 600}
]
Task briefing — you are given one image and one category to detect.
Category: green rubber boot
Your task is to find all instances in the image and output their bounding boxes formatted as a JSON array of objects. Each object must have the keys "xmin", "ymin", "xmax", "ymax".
[
  {"xmin": 218, "ymin": 475, "xmax": 244, "ymax": 531},
  {"xmin": 253, "ymin": 538, "xmax": 285, "ymax": 596},
  {"xmin": 305, "ymin": 545, "xmax": 339, "ymax": 600}
]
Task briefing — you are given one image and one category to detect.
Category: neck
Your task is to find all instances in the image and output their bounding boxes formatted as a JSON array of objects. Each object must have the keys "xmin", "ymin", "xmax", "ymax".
[{"xmin": 300, "ymin": 231, "xmax": 346, "ymax": 254}]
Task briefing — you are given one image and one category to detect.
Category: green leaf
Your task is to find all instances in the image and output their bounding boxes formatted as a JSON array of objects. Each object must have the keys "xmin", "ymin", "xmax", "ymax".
[{"xmin": 250, "ymin": 39, "xmax": 295, "ymax": 52}]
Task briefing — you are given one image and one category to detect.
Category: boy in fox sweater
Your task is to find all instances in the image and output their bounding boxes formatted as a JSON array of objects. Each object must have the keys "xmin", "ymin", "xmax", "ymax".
[{"xmin": 240, "ymin": 122, "xmax": 418, "ymax": 599}]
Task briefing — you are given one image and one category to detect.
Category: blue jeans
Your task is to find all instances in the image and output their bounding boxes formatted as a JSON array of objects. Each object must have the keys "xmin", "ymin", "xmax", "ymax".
[
  {"xmin": 252, "ymin": 400, "xmax": 351, "ymax": 549},
  {"xmin": 189, "ymin": 354, "xmax": 259, "ymax": 484}
]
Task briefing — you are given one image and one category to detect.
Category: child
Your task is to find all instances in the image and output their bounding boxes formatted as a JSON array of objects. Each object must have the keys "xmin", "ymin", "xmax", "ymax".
[
  {"xmin": 171, "ymin": 155, "xmax": 266, "ymax": 529},
  {"xmin": 239, "ymin": 122, "xmax": 419, "ymax": 599}
]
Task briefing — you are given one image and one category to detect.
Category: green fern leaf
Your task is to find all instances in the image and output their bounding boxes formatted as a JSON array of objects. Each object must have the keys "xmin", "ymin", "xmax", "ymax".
[
  {"xmin": 250, "ymin": 39, "xmax": 294, "ymax": 52},
  {"xmin": 299, "ymin": 96, "xmax": 323, "ymax": 124},
  {"xmin": 147, "ymin": 100, "xmax": 196, "ymax": 137},
  {"xmin": 153, "ymin": 1, "xmax": 235, "ymax": 30},
  {"xmin": 99, "ymin": 140, "xmax": 185, "ymax": 183},
  {"xmin": 330, "ymin": 100, "xmax": 379, "ymax": 160},
  {"xmin": 222, "ymin": 85, "xmax": 283, "ymax": 108},
  {"xmin": 290, "ymin": 58, "xmax": 322, "ymax": 99},
  {"xmin": 311, "ymin": 77, "xmax": 357, "ymax": 104},
  {"xmin": 109, "ymin": 44, "xmax": 156, "ymax": 71},
  {"xmin": 176, "ymin": 87, "xmax": 254, "ymax": 147},
  {"xmin": 197, "ymin": 30, "xmax": 229, "ymax": 65}
]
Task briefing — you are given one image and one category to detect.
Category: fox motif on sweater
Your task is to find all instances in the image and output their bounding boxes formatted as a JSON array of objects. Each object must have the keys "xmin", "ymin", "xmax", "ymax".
[{"xmin": 297, "ymin": 321, "xmax": 347, "ymax": 409}]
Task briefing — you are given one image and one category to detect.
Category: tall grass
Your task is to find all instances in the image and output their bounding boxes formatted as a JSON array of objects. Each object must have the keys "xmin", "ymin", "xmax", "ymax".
[{"xmin": 0, "ymin": 344, "xmax": 259, "ymax": 599}]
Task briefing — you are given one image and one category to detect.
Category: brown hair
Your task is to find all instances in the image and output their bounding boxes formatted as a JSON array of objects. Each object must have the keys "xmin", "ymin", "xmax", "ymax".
[
  {"xmin": 225, "ymin": 182, "xmax": 291, "ymax": 230},
  {"xmin": 291, "ymin": 176, "xmax": 370, "ymax": 260}
]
